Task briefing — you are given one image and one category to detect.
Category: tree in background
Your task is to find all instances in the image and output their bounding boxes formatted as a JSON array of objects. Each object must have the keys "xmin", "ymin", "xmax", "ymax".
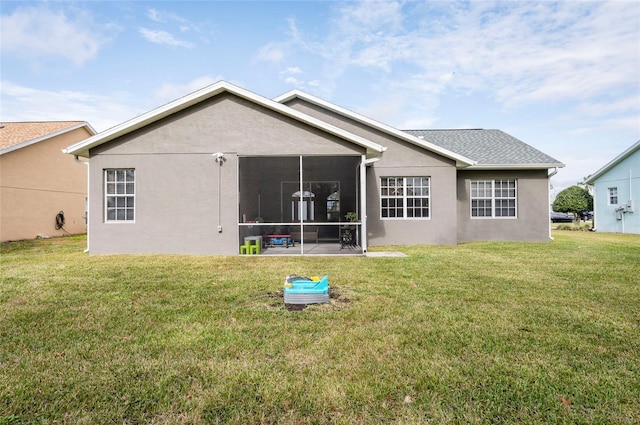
[{"xmin": 552, "ymin": 185, "xmax": 593, "ymax": 224}]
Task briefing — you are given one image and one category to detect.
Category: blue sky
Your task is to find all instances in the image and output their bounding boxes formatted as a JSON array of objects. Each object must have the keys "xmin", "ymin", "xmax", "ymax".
[{"xmin": 1, "ymin": 0, "xmax": 639, "ymax": 193}]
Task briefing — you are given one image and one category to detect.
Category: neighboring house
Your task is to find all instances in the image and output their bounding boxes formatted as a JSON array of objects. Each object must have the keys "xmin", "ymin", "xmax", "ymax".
[
  {"xmin": 585, "ymin": 140, "xmax": 639, "ymax": 234},
  {"xmin": 0, "ymin": 121, "xmax": 95, "ymax": 242},
  {"xmin": 63, "ymin": 81, "xmax": 563, "ymax": 255}
]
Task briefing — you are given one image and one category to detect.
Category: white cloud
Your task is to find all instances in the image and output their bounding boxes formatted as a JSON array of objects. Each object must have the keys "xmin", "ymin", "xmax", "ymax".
[
  {"xmin": 282, "ymin": 67, "xmax": 302, "ymax": 75},
  {"xmin": 576, "ymin": 96, "xmax": 640, "ymax": 118},
  {"xmin": 152, "ymin": 75, "xmax": 226, "ymax": 104},
  {"xmin": 332, "ymin": 0, "xmax": 404, "ymax": 40},
  {"xmin": 139, "ymin": 27, "xmax": 194, "ymax": 48},
  {"xmin": 147, "ymin": 8, "xmax": 164, "ymax": 23},
  {"xmin": 276, "ymin": 66, "xmax": 322, "ymax": 90},
  {"xmin": 1, "ymin": 76, "xmax": 242, "ymax": 133},
  {"xmin": 0, "ymin": 81, "xmax": 139, "ymax": 132},
  {"xmin": 0, "ymin": 5, "xmax": 110, "ymax": 65},
  {"xmin": 257, "ymin": 43, "xmax": 286, "ymax": 63},
  {"xmin": 147, "ymin": 8, "xmax": 187, "ymax": 24},
  {"xmin": 143, "ymin": 7, "xmax": 210, "ymax": 44},
  {"xmin": 284, "ymin": 77, "xmax": 304, "ymax": 86},
  {"xmin": 416, "ymin": 1, "xmax": 639, "ymax": 108},
  {"xmin": 260, "ymin": 0, "xmax": 638, "ymax": 139},
  {"xmin": 602, "ymin": 115, "xmax": 640, "ymax": 134}
]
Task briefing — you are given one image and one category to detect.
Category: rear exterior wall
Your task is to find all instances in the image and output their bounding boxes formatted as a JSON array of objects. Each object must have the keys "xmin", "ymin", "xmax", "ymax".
[
  {"xmin": 86, "ymin": 93, "xmax": 364, "ymax": 254},
  {"xmin": 456, "ymin": 169, "xmax": 552, "ymax": 242},
  {"xmin": 283, "ymin": 98, "xmax": 459, "ymax": 246}
]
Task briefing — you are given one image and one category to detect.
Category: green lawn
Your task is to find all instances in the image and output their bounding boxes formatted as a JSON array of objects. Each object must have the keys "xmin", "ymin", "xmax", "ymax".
[{"xmin": 1, "ymin": 232, "xmax": 639, "ymax": 424}]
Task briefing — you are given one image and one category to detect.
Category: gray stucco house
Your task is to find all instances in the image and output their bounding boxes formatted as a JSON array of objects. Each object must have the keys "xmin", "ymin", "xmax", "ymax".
[{"xmin": 64, "ymin": 81, "xmax": 564, "ymax": 255}]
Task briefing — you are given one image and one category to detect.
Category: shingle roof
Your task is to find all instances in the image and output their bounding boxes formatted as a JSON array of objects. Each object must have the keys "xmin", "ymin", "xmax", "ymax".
[
  {"xmin": 0, "ymin": 121, "xmax": 88, "ymax": 152},
  {"xmin": 404, "ymin": 129, "xmax": 563, "ymax": 168},
  {"xmin": 275, "ymin": 90, "xmax": 475, "ymax": 167}
]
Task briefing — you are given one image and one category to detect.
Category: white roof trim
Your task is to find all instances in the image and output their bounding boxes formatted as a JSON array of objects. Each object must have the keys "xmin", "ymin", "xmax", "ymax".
[
  {"xmin": 64, "ymin": 81, "xmax": 386, "ymax": 157},
  {"xmin": 467, "ymin": 163, "xmax": 566, "ymax": 170},
  {"xmin": 274, "ymin": 89, "xmax": 476, "ymax": 167},
  {"xmin": 585, "ymin": 140, "xmax": 640, "ymax": 184},
  {"xmin": 1, "ymin": 122, "xmax": 96, "ymax": 156}
]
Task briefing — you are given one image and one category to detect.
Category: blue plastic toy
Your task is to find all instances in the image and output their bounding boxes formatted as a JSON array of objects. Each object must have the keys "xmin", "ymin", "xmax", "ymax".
[{"xmin": 283, "ymin": 275, "xmax": 330, "ymax": 304}]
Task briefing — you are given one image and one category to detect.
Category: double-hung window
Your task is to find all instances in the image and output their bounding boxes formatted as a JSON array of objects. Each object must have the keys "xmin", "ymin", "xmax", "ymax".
[
  {"xmin": 471, "ymin": 179, "xmax": 517, "ymax": 218},
  {"xmin": 608, "ymin": 187, "xmax": 618, "ymax": 205},
  {"xmin": 105, "ymin": 169, "xmax": 135, "ymax": 222},
  {"xmin": 381, "ymin": 177, "xmax": 430, "ymax": 219}
]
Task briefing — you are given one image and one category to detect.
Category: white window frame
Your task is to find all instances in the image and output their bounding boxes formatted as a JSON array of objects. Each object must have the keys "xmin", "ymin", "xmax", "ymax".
[
  {"xmin": 104, "ymin": 169, "xmax": 135, "ymax": 223},
  {"xmin": 608, "ymin": 187, "xmax": 618, "ymax": 205},
  {"xmin": 470, "ymin": 179, "xmax": 517, "ymax": 219},
  {"xmin": 380, "ymin": 176, "xmax": 430, "ymax": 220}
]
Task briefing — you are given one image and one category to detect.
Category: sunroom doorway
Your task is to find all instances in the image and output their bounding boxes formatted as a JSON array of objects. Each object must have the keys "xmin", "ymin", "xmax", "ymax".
[{"xmin": 238, "ymin": 156, "xmax": 364, "ymax": 255}]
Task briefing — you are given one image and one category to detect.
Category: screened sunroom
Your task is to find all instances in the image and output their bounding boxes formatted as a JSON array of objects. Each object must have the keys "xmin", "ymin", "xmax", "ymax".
[{"xmin": 238, "ymin": 155, "xmax": 366, "ymax": 255}]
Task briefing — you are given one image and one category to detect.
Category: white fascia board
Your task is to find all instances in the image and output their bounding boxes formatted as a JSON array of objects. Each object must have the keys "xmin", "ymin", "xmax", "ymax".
[
  {"xmin": 585, "ymin": 140, "xmax": 640, "ymax": 184},
  {"xmin": 64, "ymin": 82, "xmax": 233, "ymax": 156},
  {"xmin": 274, "ymin": 90, "xmax": 476, "ymax": 167},
  {"xmin": 64, "ymin": 81, "xmax": 385, "ymax": 157},
  {"xmin": 466, "ymin": 163, "xmax": 566, "ymax": 170},
  {"xmin": 1, "ymin": 122, "xmax": 96, "ymax": 156}
]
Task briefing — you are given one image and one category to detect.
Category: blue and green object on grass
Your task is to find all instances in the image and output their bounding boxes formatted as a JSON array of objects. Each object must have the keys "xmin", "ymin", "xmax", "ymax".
[{"xmin": 283, "ymin": 275, "xmax": 330, "ymax": 304}]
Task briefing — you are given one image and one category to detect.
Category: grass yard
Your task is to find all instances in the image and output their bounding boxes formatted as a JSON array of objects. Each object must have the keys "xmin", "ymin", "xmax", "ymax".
[{"xmin": 1, "ymin": 232, "xmax": 639, "ymax": 424}]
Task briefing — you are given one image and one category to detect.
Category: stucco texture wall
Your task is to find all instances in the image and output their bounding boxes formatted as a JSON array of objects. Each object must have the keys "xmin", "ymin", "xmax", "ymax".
[
  {"xmin": 87, "ymin": 93, "xmax": 365, "ymax": 254},
  {"xmin": 1, "ymin": 128, "xmax": 90, "ymax": 242},
  {"xmin": 283, "ymin": 97, "xmax": 461, "ymax": 246},
  {"xmin": 456, "ymin": 169, "xmax": 551, "ymax": 243}
]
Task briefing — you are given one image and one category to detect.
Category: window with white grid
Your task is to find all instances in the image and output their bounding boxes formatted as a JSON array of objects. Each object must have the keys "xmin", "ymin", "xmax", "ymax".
[
  {"xmin": 608, "ymin": 187, "xmax": 618, "ymax": 205},
  {"xmin": 105, "ymin": 169, "xmax": 135, "ymax": 222},
  {"xmin": 381, "ymin": 177, "xmax": 430, "ymax": 219},
  {"xmin": 471, "ymin": 179, "xmax": 516, "ymax": 218}
]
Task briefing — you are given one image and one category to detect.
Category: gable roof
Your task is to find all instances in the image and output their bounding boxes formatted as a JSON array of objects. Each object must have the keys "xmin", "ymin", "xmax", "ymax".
[
  {"xmin": 0, "ymin": 121, "xmax": 95, "ymax": 155},
  {"xmin": 274, "ymin": 90, "xmax": 476, "ymax": 167},
  {"xmin": 405, "ymin": 129, "xmax": 565, "ymax": 169},
  {"xmin": 585, "ymin": 140, "xmax": 640, "ymax": 184},
  {"xmin": 64, "ymin": 81, "xmax": 387, "ymax": 158}
]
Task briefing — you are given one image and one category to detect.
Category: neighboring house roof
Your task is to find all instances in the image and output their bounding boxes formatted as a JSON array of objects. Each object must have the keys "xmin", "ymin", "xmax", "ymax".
[
  {"xmin": 0, "ymin": 121, "xmax": 96, "ymax": 155},
  {"xmin": 585, "ymin": 140, "xmax": 640, "ymax": 184},
  {"xmin": 64, "ymin": 81, "xmax": 387, "ymax": 158},
  {"xmin": 405, "ymin": 129, "xmax": 565, "ymax": 170},
  {"xmin": 274, "ymin": 90, "xmax": 476, "ymax": 167}
]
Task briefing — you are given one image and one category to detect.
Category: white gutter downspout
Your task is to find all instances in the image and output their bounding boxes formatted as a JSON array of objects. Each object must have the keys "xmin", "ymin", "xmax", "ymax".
[
  {"xmin": 299, "ymin": 155, "xmax": 304, "ymax": 254},
  {"xmin": 359, "ymin": 156, "xmax": 368, "ymax": 253},
  {"xmin": 74, "ymin": 155, "xmax": 90, "ymax": 253},
  {"xmin": 361, "ymin": 157, "xmax": 379, "ymax": 253},
  {"xmin": 630, "ymin": 168, "xmax": 633, "ymax": 204},
  {"xmin": 548, "ymin": 167, "xmax": 559, "ymax": 240}
]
